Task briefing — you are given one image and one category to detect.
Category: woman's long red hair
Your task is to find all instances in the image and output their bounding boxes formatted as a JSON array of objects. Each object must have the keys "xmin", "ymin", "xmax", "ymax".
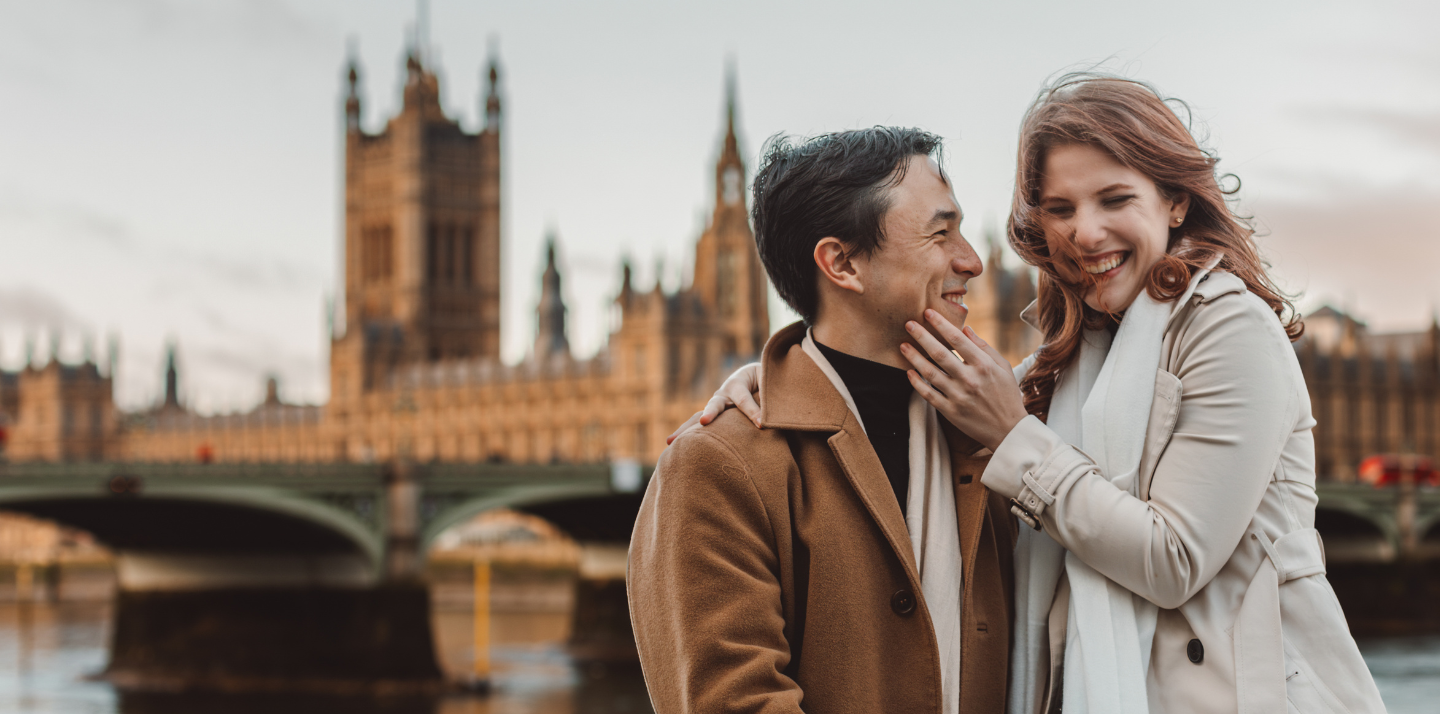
[{"xmin": 1009, "ymin": 73, "xmax": 1303, "ymax": 422}]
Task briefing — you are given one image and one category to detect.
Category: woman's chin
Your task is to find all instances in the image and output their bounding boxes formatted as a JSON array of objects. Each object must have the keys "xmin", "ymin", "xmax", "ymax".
[{"xmin": 1084, "ymin": 285, "xmax": 1142, "ymax": 314}]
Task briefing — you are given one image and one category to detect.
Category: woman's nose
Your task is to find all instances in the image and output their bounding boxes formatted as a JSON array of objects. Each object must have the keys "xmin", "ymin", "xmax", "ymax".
[{"xmin": 1072, "ymin": 208, "xmax": 1106, "ymax": 250}]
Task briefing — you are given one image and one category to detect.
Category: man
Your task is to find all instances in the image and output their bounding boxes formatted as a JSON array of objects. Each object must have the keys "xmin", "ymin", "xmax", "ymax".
[{"xmin": 628, "ymin": 127, "xmax": 1016, "ymax": 713}]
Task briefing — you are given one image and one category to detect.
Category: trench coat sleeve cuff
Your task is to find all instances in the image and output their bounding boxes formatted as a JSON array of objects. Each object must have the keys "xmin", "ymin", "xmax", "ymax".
[{"xmin": 981, "ymin": 415, "xmax": 1071, "ymax": 529}]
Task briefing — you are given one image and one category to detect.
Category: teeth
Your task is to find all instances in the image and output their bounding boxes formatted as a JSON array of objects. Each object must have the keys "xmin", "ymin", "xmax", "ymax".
[
  {"xmin": 1084, "ymin": 253, "xmax": 1127, "ymax": 275},
  {"xmin": 944, "ymin": 295, "xmax": 966, "ymax": 307}
]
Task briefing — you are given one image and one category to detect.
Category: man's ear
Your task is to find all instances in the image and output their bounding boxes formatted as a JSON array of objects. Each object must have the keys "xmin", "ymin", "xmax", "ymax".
[{"xmin": 814, "ymin": 237, "xmax": 865, "ymax": 295}]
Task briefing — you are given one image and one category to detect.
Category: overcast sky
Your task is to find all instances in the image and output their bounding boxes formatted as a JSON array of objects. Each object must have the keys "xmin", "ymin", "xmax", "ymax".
[{"xmin": 1, "ymin": 0, "xmax": 1436, "ymax": 413}]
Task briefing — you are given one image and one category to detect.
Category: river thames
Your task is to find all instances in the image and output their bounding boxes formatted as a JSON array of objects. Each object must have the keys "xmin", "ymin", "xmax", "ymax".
[{"xmin": 0, "ymin": 601, "xmax": 1434, "ymax": 713}]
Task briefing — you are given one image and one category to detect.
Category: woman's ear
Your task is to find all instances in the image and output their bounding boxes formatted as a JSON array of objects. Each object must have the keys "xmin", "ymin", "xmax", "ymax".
[
  {"xmin": 814, "ymin": 237, "xmax": 865, "ymax": 295},
  {"xmin": 1170, "ymin": 192, "xmax": 1192, "ymax": 226}
]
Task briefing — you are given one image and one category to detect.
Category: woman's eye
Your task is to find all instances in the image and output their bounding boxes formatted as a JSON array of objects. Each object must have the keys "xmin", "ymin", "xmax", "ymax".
[
  {"xmin": 1104, "ymin": 195, "xmax": 1135, "ymax": 207},
  {"xmin": 1046, "ymin": 206, "xmax": 1073, "ymax": 218}
]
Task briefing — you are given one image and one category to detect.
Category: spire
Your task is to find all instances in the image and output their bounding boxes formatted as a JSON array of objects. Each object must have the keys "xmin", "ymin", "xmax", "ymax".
[
  {"xmin": 344, "ymin": 39, "xmax": 362, "ymax": 133},
  {"xmin": 715, "ymin": 63, "xmax": 745, "ymax": 209},
  {"xmin": 725, "ymin": 58, "xmax": 738, "ymax": 152},
  {"xmin": 483, "ymin": 42, "xmax": 502, "ymax": 132},
  {"xmin": 48, "ymin": 329, "xmax": 60, "ymax": 366},
  {"xmin": 163, "ymin": 340, "xmax": 180, "ymax": 410},
  {"xmin": 986, "ymin": 224, "xmax": 1004, "ymax": 269},
  {"xmin": 23, "ymin": 333, "xmax": 34, "ymax": 369},
  {"xmin": 107, "ymin": 334, "xmax": 119, "ymax": 380},
  {"xmin": 533, "ymin": 232, "xmax": 570, "ymax": 359}
]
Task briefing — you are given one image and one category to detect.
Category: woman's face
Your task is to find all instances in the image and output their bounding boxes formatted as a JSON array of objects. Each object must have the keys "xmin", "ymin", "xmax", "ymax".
[{"xmin": 1038, "ymin": 143, "xmax": 1190, "ymax": 313}]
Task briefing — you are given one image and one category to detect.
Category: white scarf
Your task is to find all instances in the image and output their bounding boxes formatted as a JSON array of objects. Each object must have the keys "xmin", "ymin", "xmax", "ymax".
[
  {"xmin": 1008, "ymin": 288, "xmax": 1171, "ymax": 714},
  {"xmin": 803, "ymin": 332, "xmax": 964, "ymax": 714}
]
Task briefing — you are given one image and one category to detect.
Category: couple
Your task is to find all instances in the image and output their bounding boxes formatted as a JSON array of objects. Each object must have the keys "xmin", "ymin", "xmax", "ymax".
[{"xmin": 627, "ymin": 74, "xmax": 1386, "ymax": 714}]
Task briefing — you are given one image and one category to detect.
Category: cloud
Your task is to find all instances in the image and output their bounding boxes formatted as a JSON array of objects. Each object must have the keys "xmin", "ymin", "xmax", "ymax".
[
  {"xmin": 0, "ymin": 190, "xmax": 320, "ymax": 294},
  {"xmin": 0, "ymin": 191, "xmax": 137, "ymax": 249},
  {"xmin": 0, "ymin": 286, "xmax": 91, "ymax": 332},
  {"xmin": 175, "ymin": 248, "xmax": 321, "ymax": 293},
  {"xmin": 1298, "ymin": 106, "xmax": 1440, "ymax": 157},
  {"xmin": 1251, "ymin": 183, "xmax": 1440, "ymax": 330}
]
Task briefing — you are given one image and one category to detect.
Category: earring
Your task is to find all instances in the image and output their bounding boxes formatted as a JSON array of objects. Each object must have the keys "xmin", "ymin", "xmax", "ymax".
[{"xmin": 1175, "ymin": 217, "xmax": 1184, "ymax": 226}]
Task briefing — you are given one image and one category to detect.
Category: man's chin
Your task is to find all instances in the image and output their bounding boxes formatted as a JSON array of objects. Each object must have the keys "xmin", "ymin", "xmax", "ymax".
[{"xmin": 931, "ymin": 302, "xmax": 969, "ymax": 331}]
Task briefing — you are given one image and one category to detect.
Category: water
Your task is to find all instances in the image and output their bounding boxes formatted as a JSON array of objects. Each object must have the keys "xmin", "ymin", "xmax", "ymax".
[
  {"xmin": 0, "ymin": 602, "xmax": 652, "ymax": 714},
  {"xmin": 0, "ymin": 602, "xmax": 1434, "ymax": 712}
]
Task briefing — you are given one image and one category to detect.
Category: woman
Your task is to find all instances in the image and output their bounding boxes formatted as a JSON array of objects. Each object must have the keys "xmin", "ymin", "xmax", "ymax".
[{"xmin": 676, "ymin": 74, "xmax": 1384, "ymax": 714}]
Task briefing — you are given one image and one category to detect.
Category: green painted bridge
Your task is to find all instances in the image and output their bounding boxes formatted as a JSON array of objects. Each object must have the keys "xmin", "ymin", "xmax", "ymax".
[
  {"xmin": 0, "ymin": 461, "xmax": 1431, "ymax": 689},
  {"xmin": 0, "ymin": 460, "xmax": 651, "ymax": 691},
  {"xmin": 0, "ymin": 462, "xmax": 1427, "ymax": 570},
  {"xmin": 0, "ymin": 460, "xmax": 649, "ymax": 579}
]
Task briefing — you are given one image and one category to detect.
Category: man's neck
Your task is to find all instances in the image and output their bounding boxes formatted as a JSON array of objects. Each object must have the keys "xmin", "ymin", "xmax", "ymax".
[{"xmin": 811, "ymin": 318, "xmax": 909, "ymax": 371}]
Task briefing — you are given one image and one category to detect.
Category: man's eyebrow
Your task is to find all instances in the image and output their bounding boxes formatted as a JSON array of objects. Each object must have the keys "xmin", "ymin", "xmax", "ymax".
[{"xmin": 927, "ymin": 208, "xmax": 960, "ymax": 226}]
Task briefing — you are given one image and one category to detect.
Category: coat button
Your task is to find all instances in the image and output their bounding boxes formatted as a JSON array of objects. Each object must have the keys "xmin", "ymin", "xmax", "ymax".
[
  {"xmin": 1187, "ymin": 638, "xmax": 1204, "ymax": 664},
  {"xmin": 890, "ymin": 589, "xmax": 917, "ymax": 616}
]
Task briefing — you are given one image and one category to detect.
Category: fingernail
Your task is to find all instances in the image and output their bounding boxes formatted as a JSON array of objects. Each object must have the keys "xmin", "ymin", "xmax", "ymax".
[{"xmin": 906, "ymin": 321, "xmax": 918, "ymax": 332}]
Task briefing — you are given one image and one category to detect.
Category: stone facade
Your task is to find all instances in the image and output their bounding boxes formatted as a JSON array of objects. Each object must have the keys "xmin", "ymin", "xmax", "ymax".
[
  {"xmin": 1297, "ymin": 307, "xmax": 1440, "ymax": 482},
  {"xmin": 6, "ymin": 43, "xmax": 1429, "ymax": 479},
  {"xmin": 5, "ymin": 358, "xmax": 116, "ymax": 462},
  {"xmin": 78, "ymin": 48, "xmax": 771, "ymax": 466},
  {"xmin": 963, "ymin": 233, "xmax": 1041, "ymax": 366}
]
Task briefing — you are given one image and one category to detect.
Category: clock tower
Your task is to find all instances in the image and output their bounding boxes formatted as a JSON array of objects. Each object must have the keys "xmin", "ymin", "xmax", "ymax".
[{"xmin": 690, "ymin": 70, "xmax": 770, "ymax": 359}]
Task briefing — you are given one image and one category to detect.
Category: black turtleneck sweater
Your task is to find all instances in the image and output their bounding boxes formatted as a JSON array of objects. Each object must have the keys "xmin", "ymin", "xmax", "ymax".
[{"xmin": 814, "ymin": 339, "xmax": 914, "ymax": 516}]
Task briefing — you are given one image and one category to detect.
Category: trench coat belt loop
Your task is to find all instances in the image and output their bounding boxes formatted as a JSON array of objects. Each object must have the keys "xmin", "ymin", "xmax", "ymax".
[{"xmin": 1233, "ymin": 527, "xmax": 1327, "ymax": 714}]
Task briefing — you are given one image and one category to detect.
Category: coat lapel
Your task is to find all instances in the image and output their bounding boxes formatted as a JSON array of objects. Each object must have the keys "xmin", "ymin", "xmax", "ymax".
[
  {"xmin": 942, "ymin": 421, "xmax": 990, "ymax": 595},
  {"xmin": 759, "ymin": 321, "xmax": 921, "ymax": 580}
]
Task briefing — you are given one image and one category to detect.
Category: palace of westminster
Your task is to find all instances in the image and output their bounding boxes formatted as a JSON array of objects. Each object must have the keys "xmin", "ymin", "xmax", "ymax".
[{"xmin": 0, "ymin": 43, "xmax": 1437, "ymax": 483}]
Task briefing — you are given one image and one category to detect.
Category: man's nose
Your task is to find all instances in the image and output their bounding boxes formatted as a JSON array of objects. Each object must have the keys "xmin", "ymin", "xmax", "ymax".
[{"xmin": 952, "ymin": 235, "xmax": 983, "ymax": 277}]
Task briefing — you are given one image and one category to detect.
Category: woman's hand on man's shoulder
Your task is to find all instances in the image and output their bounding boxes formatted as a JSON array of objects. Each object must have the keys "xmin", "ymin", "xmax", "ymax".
[{"xmin": 667, "ymin": 363, "xmax": 764, "ymax": 445}]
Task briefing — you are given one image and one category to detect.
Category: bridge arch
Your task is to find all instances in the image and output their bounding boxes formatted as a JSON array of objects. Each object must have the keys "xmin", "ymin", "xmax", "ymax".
[
  {"xmin": 420, "ymin": 482, "xmax": 622, "ymax": 549},
  {"xmin": 0, "ymin": 488, "xmax": 383, "ymax": 568},
  {"xmin": 1314, "ymin": 504, "xmax": 1396, "ymax": 562}
]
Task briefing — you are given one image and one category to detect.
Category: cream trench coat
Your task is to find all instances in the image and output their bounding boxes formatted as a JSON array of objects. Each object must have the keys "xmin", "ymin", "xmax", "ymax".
[{"xmin": 983, "ymin": 267, "xmax": 1385, "ymax": 714}]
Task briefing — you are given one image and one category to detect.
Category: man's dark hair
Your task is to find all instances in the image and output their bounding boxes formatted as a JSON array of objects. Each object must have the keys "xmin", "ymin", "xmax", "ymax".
[{"xmin": 750, "ymin": 127, "xmax": 944, "ymax": 323}]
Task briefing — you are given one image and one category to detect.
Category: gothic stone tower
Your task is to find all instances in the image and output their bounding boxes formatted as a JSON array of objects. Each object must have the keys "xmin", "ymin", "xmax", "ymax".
[
  {"xmin": 331, "ymin": 45, "xmax": 503, "ymax": 406},
  {"xmin": 688, "ymin": 72, "xmax": 769, "ymax": 359}
]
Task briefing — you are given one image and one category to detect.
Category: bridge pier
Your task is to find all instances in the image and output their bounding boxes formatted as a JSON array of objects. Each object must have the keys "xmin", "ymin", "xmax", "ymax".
[
  {"xmin": 569, "ymin": 543, "xmax": 637, "ymax": 663},
  {"xmin": 91, "ymin": 459, "xmax": 447, "ymax": 693},
  {"xmin": 106, "ymin": 583, "xmax": 442, "ymax": 693}
]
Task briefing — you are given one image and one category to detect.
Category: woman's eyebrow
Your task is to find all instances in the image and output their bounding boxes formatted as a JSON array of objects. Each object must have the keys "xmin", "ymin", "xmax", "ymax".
[{"xmin": 1096, "ymin": 182, "xmax": 1136, "ymax": 194}]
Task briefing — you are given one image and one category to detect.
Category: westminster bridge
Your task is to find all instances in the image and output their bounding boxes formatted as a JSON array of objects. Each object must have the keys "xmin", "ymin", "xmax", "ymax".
[
  {"xmin": 0, "ymin": 461, "xmax": 1434, "ymax": 688},
  {"xmin": 0, "ymin": 460, "xmax": 650, "ymax": 692}
]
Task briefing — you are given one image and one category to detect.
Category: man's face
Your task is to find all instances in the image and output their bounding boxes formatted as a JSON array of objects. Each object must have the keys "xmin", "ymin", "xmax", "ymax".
[{"xmin": 854, "ymin": 155, "xmax": 983, "ymax": 351}]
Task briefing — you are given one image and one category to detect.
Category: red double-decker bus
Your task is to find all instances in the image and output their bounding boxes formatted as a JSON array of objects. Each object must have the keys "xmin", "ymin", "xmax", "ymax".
[{"xmin": 1357, "ymin": 454, "xmax": 1439, "ymax": 488}]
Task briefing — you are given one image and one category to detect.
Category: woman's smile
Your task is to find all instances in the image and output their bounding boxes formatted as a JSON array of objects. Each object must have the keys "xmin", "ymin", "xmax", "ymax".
[{"xmin": 1082, "ymin": 250, "xmax": 1129, "ymax": 278}]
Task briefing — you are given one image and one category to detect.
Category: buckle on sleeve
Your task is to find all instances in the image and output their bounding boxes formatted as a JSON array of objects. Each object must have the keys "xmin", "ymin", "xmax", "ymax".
[{"xmin": 1010, "ymin": 498, "xmax": 1042, "ymax": 531}]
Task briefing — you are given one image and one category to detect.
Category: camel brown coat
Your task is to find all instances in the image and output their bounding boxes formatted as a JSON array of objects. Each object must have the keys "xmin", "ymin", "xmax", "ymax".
[{"xmin": 628, "ymin": 321, "xmax": 1018, "ymax": 714}]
